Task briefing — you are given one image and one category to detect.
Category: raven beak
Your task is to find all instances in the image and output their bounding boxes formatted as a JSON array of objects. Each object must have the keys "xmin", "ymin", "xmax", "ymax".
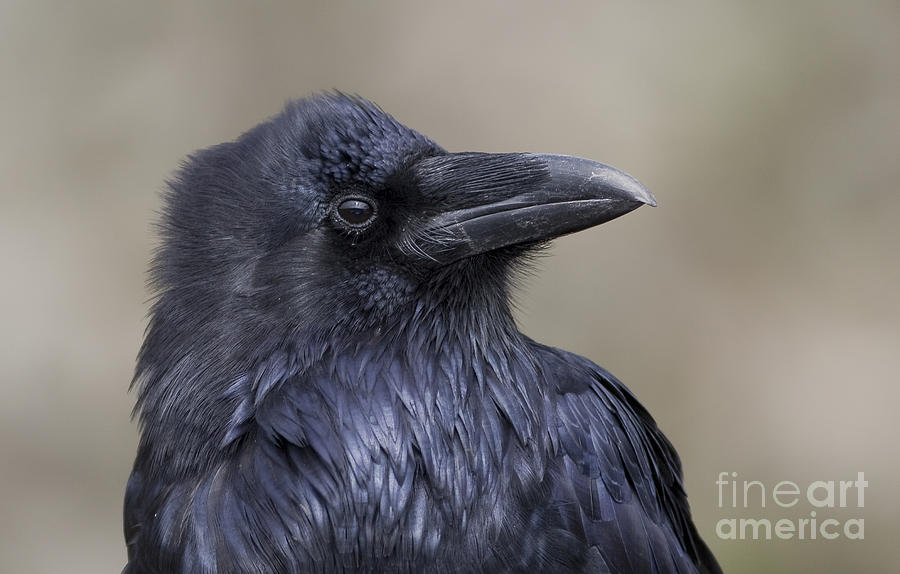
[{"xmin": 410, "ymin": 153, "xmax": 656, "ymax": 264}]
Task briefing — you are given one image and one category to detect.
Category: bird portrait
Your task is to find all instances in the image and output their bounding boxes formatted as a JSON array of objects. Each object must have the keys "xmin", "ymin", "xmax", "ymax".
[{"xmin": 124, "ymin": 93, "xmax": 721, "ymax": 574}]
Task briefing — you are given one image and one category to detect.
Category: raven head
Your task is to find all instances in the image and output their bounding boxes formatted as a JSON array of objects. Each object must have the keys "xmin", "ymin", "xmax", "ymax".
[{"xmin": 152, "ymin": 94, "xmax": 653, "ymax": 344}]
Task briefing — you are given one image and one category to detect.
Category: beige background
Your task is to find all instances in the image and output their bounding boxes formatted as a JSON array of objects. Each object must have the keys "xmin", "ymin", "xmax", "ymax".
[{"xmin": 1, "ymin": 1, "xmax": 898, "ymax": 572}]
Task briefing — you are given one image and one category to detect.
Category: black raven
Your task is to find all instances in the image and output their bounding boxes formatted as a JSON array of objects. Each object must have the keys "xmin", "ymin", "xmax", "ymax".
[{"xmin": 125, "ymin": 94, "xmax": 721, "ymax": 574}]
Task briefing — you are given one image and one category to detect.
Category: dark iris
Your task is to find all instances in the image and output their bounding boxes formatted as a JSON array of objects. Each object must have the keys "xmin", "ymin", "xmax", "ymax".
[{"xmin": 336, "ymin": 198, "xmax": 375, "ymax": 226}]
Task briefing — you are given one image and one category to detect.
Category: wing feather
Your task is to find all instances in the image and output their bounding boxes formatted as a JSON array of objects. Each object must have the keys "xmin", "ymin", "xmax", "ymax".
[{"xmin": 532, "ymin": 340, "xmax": 722, "ymax": 574}]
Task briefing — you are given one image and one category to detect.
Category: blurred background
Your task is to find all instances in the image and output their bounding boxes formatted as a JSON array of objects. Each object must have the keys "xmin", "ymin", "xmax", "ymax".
[{"xmin": 1, "ymin": 1, "xmax": 897, "ymax": 572}]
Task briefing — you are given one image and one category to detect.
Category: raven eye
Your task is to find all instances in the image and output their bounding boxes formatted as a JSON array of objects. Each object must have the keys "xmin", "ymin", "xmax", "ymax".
[{"xmin": 336, "ymin": 198, "xmax": 376, "ymax": 226}]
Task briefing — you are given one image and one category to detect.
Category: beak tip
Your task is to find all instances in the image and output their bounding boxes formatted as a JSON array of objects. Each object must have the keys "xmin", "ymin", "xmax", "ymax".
[
  {"xmin": 616, "ymin": 175, "xmax": 656, "ymax": 208},
  {"xmin": 580, "ymin": 158, "xmax": 656, "ymax": 208}
]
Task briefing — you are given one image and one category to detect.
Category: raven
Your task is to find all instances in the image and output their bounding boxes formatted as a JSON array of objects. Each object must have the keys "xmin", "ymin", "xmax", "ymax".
[{"xmin": 125, "ymin": 94, "xmax": 721, "ymax": 574}]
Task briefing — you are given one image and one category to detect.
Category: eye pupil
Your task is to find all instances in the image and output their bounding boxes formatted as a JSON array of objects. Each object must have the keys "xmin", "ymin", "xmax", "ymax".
[{"xmin": 337, "ymin": 199, "xmax": 375, "ymax": 225}]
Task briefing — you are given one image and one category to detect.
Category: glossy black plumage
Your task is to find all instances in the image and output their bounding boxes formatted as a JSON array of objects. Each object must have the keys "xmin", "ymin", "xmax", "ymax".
[{"xmin": 124, "ymin": 94, "xmax": 720, "ymax": 573}]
